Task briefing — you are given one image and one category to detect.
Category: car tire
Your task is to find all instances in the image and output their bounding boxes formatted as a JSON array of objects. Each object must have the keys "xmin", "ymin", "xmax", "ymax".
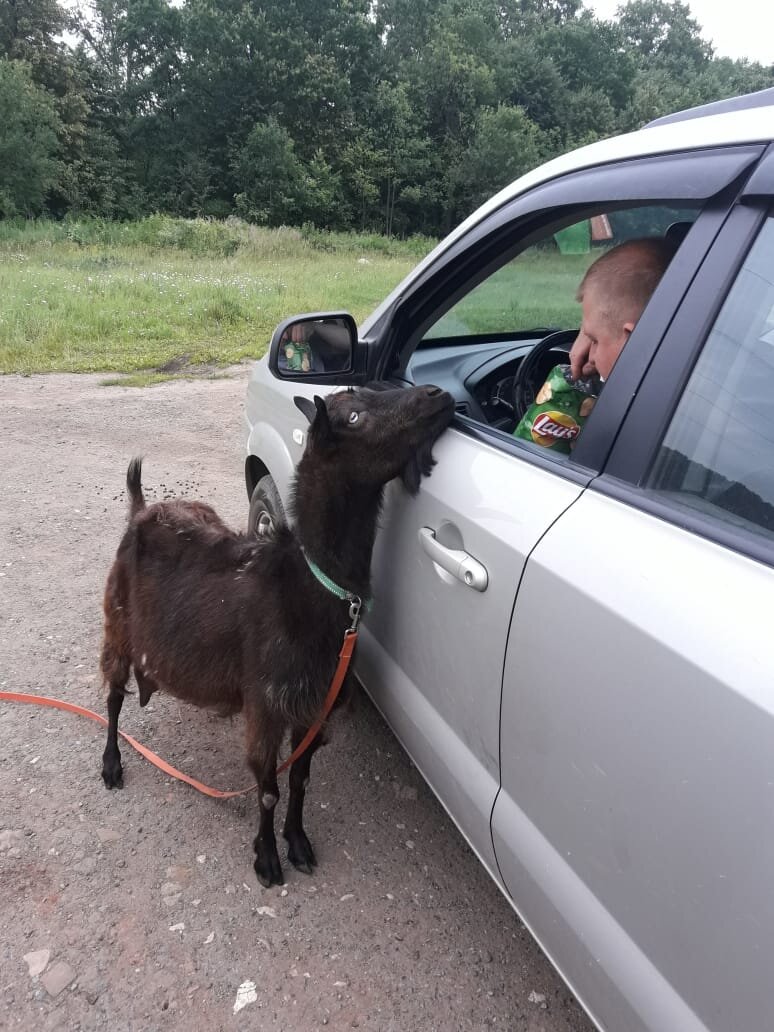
[{"xmin": 248, "ymin": 474, "xmax": 286, "ymax": 538}]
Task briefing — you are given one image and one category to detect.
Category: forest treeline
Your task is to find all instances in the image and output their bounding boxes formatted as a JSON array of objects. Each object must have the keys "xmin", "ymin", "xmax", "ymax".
[{"xmin": 1, "ymin": 0, "xmax": 772, "ymax": 236}]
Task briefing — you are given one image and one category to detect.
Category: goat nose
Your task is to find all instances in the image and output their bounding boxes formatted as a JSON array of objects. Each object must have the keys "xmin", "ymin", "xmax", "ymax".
[{"xmin": 421, "ymin": 385, "xmax": 443, "ymax": 397}]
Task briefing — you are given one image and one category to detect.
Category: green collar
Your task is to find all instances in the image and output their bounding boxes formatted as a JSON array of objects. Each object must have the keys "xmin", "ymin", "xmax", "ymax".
[{"xmin": 302, "ymin": 552, "xmax": 371, "ymax": 610}]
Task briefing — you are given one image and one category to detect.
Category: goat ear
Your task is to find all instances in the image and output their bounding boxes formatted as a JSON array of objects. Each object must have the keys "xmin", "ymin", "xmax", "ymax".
[
  {"xmin": 294, "ymin": 396, "xmax": 318, "ymax": 424},
  {"xmin": 294, "ymin": 395, "xmax": 331, "ymax": 439}
]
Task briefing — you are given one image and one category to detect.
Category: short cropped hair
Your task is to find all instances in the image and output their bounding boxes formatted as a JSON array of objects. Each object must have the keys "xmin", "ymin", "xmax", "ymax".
[{"xmin": 576, "ymin": 237, "xmax": 676, "ymax": 330}]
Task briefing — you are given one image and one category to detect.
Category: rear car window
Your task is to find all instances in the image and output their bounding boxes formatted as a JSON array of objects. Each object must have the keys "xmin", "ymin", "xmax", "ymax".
[{"xmin": 647, "ymin": 215, "xmax": 774, "ymax": 541}]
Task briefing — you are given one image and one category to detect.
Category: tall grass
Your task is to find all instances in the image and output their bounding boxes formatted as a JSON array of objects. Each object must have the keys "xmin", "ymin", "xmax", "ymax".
[
  {"xmin": 0, "ymin": 217, "xmax": 431, "ymax": 374},
  {"xmin": 0, "ymin": 216, "xmax": 587, "ymax": 377}
]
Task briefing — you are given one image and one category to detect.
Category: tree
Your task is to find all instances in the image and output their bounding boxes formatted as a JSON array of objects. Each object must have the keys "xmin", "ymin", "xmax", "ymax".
[
  {"xmin": 1, "ymin": 0, "xmax": 90, "ymax": 213},
  {"xmin": 617, "ymin": 0, "xmax": 713, "ymax": 75},
  {"xmin": 0, "ymin": 0, "xmax": 72, "ymax": 76},
  {"xmin": 366, "ymin": 81, "xmax": 436, "ymax": 236},
  {"xmin": 233, "ymin": 118, "xmax": 307, "ymax": 226},
  {"xmin": 536, "ymin": 14, "xmax": 636, "ymax": 115},
  {"xmin": 448, "ymin": 104, "xmax": 547, "ymax": 217},
  {"xmin": 178, "ymin": 0, "xmax": 381, "ymax": 215},
  {"xmin": 75, "ymin": 0, "xmax": 185, "ymax": 212},
  {"xmin": 0, "ymin": 59, "xmax": 62, "ymax": 215},
  {"xmin": 2, "ymin": 0, "xmax": 770, "ymax": 230}
]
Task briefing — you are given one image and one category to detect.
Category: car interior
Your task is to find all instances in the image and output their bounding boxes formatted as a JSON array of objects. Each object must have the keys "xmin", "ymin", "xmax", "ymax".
[{"xmin": 406, "ymin": 207, "xmax": 698, "ymax": 441}]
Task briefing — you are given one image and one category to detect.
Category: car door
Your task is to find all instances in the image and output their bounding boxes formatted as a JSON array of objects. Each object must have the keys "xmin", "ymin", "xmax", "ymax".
[
  {"xmin": 357, "ymin": 430, "xmax": 590, "ymax": 876},
  {"xmin": 355, "ymin": 147, "xmax": 765, "ymax": 886},
  {"xmin": 492, "ymin": 182, "xmax": 774, "ymax": 1029}
]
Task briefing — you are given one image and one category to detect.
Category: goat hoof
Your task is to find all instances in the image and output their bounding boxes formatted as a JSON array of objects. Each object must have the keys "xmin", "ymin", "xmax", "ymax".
[
  {"xmin": 253, "ymin": 844, "xmax": 284, "ymax": 888},
  {"xmin": 102, "ymin": 767, "xmax": 124, "ymax": 789},
  {"xmin": 286, "ymin": 831, "xmax": 317, "ymax": 874},
  {"xmin": 101, "ymin": 755, "xmax": 124, "ymax": 789}
]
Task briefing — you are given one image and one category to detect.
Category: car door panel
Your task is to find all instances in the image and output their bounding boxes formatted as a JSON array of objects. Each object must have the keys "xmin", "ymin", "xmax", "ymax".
[
  {"xmin": 492, "ymin": 490, "xmax": 774, "ymax": 1032},
  {"xmin": 356, "ymin": 427, "xmax": 589, "ymax": 877}
]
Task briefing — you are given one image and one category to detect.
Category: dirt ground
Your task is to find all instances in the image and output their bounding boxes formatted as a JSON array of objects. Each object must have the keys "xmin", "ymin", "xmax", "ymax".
[{"xmin": 0, "ymin": 370, "xmax": 595, "ymax": 1032}]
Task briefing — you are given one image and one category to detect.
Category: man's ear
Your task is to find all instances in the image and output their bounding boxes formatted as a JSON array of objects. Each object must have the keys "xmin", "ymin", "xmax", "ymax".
[{"xmin": 294, "ymin": 395, "xmax": 331, "ymax": 439}]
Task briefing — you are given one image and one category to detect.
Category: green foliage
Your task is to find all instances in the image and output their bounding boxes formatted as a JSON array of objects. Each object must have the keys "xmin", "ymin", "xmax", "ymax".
[
  {"xmin": 298, "ymin": 224, "xmax": 435, "ymax": 258},
  {"xmin": 1, "ymin": 0, "xmax": 773, "ymax": 236},
  {"xmin": 449, "ymin": 104, "xmax": 548, "ymax": 216},
  {"xmin": 618, "ymin": 0, "xmax": 713, "ymax": 72},
  {"xmin": 0, "ymin": 59, "xmax": 62, "ymax": 216},
  {"xmin": 0, "ymin": 218, "xmax": 432, "ymax": 373},
  {"xmin": 233, "ymin": 119, "xmax": 310, "ymax": 227},
  {"xmin": 0, "ymin": 0, "xmax": 90, "ymax": 215}
]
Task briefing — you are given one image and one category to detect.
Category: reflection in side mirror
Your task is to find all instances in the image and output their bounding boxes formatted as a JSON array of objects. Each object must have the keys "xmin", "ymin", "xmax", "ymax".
[{"xmin": 271, "ymin": 314, "xmax": 356, "ymax": 378}]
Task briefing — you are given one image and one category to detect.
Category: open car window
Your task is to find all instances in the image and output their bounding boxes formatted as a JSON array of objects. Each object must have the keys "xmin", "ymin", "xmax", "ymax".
[
  {"xmin": 406, "ymin": 203, "xmax": 699, "ymax": 451},
  {"xmin": 420, "ymin": 205, "xmax": 698, "ymax": 346}
]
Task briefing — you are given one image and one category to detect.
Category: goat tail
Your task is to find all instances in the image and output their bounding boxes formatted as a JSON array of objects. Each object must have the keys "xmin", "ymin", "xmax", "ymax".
[{"xmin": 126, "ymin": 457, "xmax": 146, "ymax": 519}]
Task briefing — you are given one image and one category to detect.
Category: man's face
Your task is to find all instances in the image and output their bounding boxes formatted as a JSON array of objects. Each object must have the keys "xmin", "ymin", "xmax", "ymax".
[{"xmin": 571, "ymin": 286, "xmax": 634, "ymax": 381}]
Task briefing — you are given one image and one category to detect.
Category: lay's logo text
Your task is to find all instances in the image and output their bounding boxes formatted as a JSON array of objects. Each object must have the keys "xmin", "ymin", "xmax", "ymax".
[{"xmin": 530, "ymin": 410, "xmax": 581, "ymax": 446}]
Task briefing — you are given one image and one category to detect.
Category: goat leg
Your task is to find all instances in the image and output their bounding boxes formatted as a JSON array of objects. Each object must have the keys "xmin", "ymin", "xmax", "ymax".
[
  {"xmin": 283, "ymin": 727, "xmax": 324, "ymax": 874},
  {"xmin": 247, "ymin": 718, "xmax": 285, "ymax": 887},
  {"xmin": 101, "ymin": 683, "xmax": 126, "ymax": 789}
]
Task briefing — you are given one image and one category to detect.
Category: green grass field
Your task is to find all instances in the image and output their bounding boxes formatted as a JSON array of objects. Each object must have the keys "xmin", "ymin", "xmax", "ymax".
[
  {"xmin": 0, "ymin": 217, "xmax": 431, "ymax": 377},
  {"xmin": 0, "ymin": 216, "xmax": 590, "ymax": 379}
]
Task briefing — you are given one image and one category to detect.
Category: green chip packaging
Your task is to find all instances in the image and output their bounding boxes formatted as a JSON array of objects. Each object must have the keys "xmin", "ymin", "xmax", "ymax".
[
  {"xmin": 513, "ymin": 364, "xmax": 600, "ymax": 453},
  {"xmin": 283, "ymin": 340, "xmax": 313, "ymax": 372}
]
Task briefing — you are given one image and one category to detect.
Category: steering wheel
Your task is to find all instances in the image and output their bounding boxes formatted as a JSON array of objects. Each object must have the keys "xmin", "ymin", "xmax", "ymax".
[{"xmin": 512, "ymin": 329, "xmax": 579, "ymax": 422}]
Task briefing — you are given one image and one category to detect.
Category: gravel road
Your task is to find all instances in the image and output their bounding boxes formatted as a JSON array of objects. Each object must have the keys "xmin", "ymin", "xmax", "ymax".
[{"xmin": 0, "ymin": 369, "xmax": 595, "ymax": 1032}]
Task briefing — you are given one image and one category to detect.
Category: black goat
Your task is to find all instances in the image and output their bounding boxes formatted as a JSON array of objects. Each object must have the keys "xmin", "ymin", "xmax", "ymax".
[{"xmin": 99, "ymin": 385, "xmax": 454, "ymax": 886}]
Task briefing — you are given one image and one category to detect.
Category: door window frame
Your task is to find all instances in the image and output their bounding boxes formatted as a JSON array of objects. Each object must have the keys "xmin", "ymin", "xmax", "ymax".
[
  {"xmin": 373, "ymin": 146, "xmax": 765, "ymax": 477},
  {"xmin": 595, "ymin": 193, "xmax": 774, "ymax": 566}
]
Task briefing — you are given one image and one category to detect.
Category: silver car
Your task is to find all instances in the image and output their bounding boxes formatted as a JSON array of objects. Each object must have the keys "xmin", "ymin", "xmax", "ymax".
[{"xmin": 243, "ymin": 89, "xmax": 774, "ymax": 1032}]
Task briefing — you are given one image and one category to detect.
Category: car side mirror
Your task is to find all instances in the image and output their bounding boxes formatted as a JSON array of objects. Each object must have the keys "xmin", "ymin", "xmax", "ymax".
[{"xmin": 269, "ymin": 312, "xmax": 358, "ymax": 381}]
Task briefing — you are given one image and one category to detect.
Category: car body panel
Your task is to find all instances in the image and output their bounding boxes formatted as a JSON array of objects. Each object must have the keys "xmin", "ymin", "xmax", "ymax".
[
  {"xmin": 244, "ymin": 359, "xmax": 320, "ymax": 503},
  {"xmin": 355, "ymin": 428, "xmax": 589, "ymax": 873},
  {"xmin": 493, "ymin": 490, "xmax": 774, "ymax": 1032}
]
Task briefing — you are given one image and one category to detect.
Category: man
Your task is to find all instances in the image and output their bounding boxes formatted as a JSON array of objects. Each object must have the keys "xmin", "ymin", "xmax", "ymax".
[
  {"xmin": 568, "ymin": 236, "xmax": 676, "ymax": 382},
  {"xmin": 514, "ymin": 236, "xmax": 677, "ymax": 452}
]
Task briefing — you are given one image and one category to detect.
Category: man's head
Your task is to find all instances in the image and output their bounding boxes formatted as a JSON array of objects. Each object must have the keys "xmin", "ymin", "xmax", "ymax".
[{"xmin": 572, "ymin": 237, "xmax": 675, "ymax": 380}]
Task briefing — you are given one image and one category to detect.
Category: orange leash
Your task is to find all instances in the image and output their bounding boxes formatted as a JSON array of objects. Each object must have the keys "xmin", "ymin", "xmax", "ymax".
[
  {"xmin": 0, "ymin": 629, "xmax": 357, "ymax": 799},
  {"xmin": 276, "ymin": 628, "xmax": 357, "ymax": 774}
]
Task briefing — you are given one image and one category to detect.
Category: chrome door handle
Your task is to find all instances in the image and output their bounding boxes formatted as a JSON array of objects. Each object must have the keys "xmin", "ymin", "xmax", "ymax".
[{"xmin": 418, "ymin": 527, "xmax": 488, "ymax": 592}]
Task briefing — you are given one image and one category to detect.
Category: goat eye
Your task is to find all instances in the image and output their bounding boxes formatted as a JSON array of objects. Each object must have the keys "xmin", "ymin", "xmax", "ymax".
[{"xmin": 348, "ymin": 411, "xmax": 359, "ymax": 424}]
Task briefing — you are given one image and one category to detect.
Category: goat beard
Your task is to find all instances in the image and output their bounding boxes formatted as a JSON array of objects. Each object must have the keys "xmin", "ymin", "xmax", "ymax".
[{"xmin": 400, "ymin": 437, "xmax": 438, "ymax": 496}]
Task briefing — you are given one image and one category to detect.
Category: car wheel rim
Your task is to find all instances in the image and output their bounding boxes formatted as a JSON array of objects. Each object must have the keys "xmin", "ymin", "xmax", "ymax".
[{"xmin": 256, "ymin": 510, "xmax": 274, "ymax": 536}]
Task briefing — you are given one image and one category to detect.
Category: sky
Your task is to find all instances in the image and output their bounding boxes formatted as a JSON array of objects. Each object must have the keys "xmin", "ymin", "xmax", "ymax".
[{"xmin": 587, "ymin": 0, "xmax": 774, "ymax": 66}]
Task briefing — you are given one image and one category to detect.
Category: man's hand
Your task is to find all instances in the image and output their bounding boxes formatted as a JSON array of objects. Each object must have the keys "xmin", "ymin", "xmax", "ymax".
[{"xmin": 569, "ymin": 335, "xmax": 596, "ymax": 380}]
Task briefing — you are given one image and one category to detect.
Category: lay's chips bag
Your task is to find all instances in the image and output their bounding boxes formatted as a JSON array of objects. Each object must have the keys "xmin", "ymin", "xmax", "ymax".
[
  {"xmin": 283, "ymin": 340, "xmax": 313, "ymax": 372},
  {"xmin": 513, "ymin": 364, "xmax": 600, "ymax": 454}
]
